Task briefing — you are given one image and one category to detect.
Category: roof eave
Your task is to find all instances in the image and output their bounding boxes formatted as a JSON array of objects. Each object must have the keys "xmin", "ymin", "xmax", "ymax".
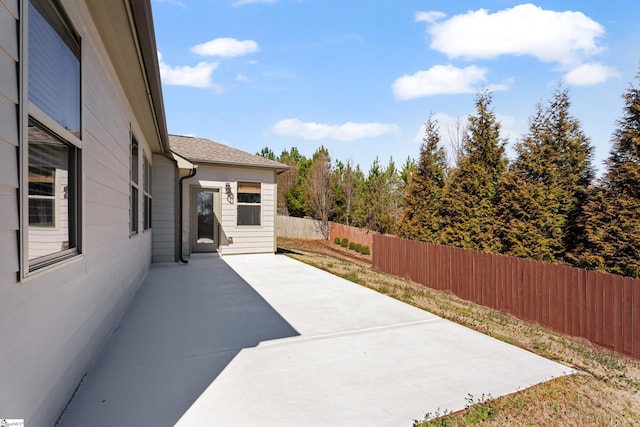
[
  {"xmin": 190, "ymin": 159, "xmax": 291, "ymax": 172},
  {"xmin": 129, "ymin": 0, "xmax": 169, "ymax": 153}
]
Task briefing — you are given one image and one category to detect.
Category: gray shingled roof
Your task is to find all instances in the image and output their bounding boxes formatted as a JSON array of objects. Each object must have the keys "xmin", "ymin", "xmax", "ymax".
[{"xmin": 169, "ymin": 134, "xmax": 289, "ymax": 171}]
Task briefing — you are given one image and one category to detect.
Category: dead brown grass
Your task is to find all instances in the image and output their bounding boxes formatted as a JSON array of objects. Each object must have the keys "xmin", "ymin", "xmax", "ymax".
[{"xmin": 277, "ymin": 237, "xmax": 640, "ymax": 426}]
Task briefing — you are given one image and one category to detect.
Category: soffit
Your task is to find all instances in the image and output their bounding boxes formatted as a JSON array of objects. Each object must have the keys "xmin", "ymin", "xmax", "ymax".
[{"xmin": 85, "ymin": 0, "xmax": 168, "ymax": 153}]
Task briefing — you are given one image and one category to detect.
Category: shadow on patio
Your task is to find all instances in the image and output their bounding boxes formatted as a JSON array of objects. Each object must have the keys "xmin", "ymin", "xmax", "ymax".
[{"xmin": 57, "ymin": 254, "xmax": 299, "ymax": 427}]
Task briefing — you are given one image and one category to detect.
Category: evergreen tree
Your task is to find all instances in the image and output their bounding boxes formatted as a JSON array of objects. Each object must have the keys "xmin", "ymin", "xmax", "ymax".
[
  {"xmin": 496, "ymin": 88, "xmax": 594, "ymax": 261},
  {"xmin": 276, "ymin": 147, "xmax": 311, "ymax": 216},
  {"xmin": 439, "ymin": 90, "xmax": 507, "ymax": 252},
  {"xmin": 571, "ymin": 74, "xmax": 640, "ymax": 277},
  {"xmin": 399, "ymin": 156, "xmax": 416, "ymax": 188},
  {"xmin": 333, "ymin": 159, "xmax": 364, "ymax": 227},
  {"xmin": 362, "ymin": 157, "xmax": 401, "ymax": 234},
  {"xmin": 257, "ymin": 146, "xmax": 276, "ymax": 161},
  {"xmin": 397, "ymin": 115, "xmax": 447, "ymax": 243}
]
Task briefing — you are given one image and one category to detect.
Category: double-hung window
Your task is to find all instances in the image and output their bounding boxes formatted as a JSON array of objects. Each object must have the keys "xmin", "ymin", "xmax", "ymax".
[
  {"xmin": 25, "ymin": 0, "xmax": 82, "ymax": 271},
  {"xmin": 143, "ymin": 154, "xmax": 152, "ymax": 230},
  {"xmin": 237, "ymin": 182, "xmax": 261, "ymax": 226}
]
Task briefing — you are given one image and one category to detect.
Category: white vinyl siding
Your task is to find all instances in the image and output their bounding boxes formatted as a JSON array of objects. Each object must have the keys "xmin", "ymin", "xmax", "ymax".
[
  {"xmin": 0, "ymin": 2, "xmax": 157, "ymax": 426},
  {"xmin": 181, "ymin": 165, "xmax": 277, "ymax": 256},
  {"xmin": 0, "ymin": 0, "xmax": 20, "ymax": 284},
  {"xmin": 152, "ymin": 154, "xmax": 176, "ymax": 262}
]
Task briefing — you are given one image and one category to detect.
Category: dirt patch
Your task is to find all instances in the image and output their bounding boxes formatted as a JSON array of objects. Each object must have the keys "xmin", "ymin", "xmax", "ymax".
[
  {"xmin": 277, "ymin": 237, "xmax": 640, "ymax": 427},
  {"xmin": 278, "ymin": 237, "xmax": 372, "ymax": 264}
]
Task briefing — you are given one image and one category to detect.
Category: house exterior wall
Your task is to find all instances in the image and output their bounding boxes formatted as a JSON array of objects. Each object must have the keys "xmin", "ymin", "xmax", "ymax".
[
  {"xmin": 182, "ymin": 165, "xmax": 278, "ymax": 256},
  {"xmin": 152, "ymin": 154, "xmax": 177, "ymax": 262},
  {"xmin": 0, "ymin": 2, "xmax": 158, "ymax": 425},
  {"xmin": 0, "ymin": 0, "xmax": 20, "ymax": 287}
]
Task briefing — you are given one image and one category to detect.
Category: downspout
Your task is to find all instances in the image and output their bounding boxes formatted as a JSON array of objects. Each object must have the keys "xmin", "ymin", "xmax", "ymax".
[{"xmin": 179, "ymin": 167, "xmax": 197, "ymax": 263}]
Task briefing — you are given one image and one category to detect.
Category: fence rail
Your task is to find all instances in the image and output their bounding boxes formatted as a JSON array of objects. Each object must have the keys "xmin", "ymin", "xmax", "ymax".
[{"xmin": 373, "ymin": 234, "xmax": 640, "ymax": 360}]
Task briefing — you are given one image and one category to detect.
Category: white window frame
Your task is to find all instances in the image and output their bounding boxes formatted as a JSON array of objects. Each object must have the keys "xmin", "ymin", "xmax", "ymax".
[
  {"xmin": 143, "ymin": 153, "xmax": 152, "ymax": 231},
  {"xmin": 20, "ymin": 0, "xmax": 83, "ymax": 276},
  {"xmin": 130, "ymin": 133, "xmax": 139, "ymax": 236},
  {"xmin": 236, "ymin": 181, "xmax": 262, "ymax": 227}
]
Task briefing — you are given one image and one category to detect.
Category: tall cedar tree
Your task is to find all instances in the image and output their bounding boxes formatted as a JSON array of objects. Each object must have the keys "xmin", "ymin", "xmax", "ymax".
[
  {"xmin": 277, "ymin": 147, "xmax": 312, "ymax": 217},
  {"xmin": 362, "ymin": 158, "xmax": 402, "ymax": 234},
  {"xmin": 397, "ymin": 115, "xmax": 447, "ymax": 242},
  {"xmin": 496, "ymin": 89, "xmax": 594, "ymax": 261},
  {"xmin": 570, "ymin": 75, "xmax": 640, "ymax": 277},
  {"xmin": 439, "ymin": 91, "xmax": 507, "ymax": 252}
]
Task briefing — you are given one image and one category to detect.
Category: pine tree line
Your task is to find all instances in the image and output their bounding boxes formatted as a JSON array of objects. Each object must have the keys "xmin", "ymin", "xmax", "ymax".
[{"xmin": 259, "ymin": 74, "xmax": 640, "ymax": 278}]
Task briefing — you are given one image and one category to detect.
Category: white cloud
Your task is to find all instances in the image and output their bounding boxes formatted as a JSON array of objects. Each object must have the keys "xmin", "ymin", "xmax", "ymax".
[
  {"xmin": 158, "ymin": 52, "xmax": 217, "ymax": 88},
  {"xmin": 235, "ymin": 73, "xmax": 249, "ymax": 82},
  {"xmin": 415, "ymin": 11, "xmax": 446, "ymax": 24},
  {"xmin": 421, "ymin": 3, "xmax": 605, "ymax": 67},
  {"xmin": 232, "ymin": 0, "xmax": 277, "ymax": 6},
  {"xmin": 392, "ymin": 64, "xmax": 487, "ymax": 100},
  {"xmin": 272, "ymin": 119, "xmax": 399, "ymax": 141},
  {"xmin": 191, "ymin": 38, "xmax": 260, "ymax": 57},
  {"xmin": 563, "ymin": 62, "xmax": 621, "ymax": 86}
]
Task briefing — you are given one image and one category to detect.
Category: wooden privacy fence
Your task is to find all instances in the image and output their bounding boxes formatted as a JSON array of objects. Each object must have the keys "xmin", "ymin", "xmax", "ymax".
[
  {"xmin": 373, "ymin": 234, "xmax": 640, "ymax": 360},
  {"xmin": 276, "ymin": 215, "xmax": 324, "ymax": 240}
]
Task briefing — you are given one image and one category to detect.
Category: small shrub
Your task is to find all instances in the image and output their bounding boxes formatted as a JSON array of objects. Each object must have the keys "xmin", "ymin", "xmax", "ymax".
[
  {"xmin": 334, "ymin": 237, "xmax": 341, "ymax": 245},
  {"xmin": 341, "ymin": 238, "xmax": 348, "ymax": 248},
  {"xmin": 361, "ymin": 246, "xmax": 371, "ymax": 255},
  {"xmin": 354, "ymin": 243, "xmax": 363, "ymax": 252},
  {"xmin": 349, "ymin": 242, "xmax": 356, "ymax": 250}
]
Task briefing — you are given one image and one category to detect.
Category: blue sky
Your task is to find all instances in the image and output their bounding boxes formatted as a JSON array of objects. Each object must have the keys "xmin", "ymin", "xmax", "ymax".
[{"xmin": 152, "ymin": 0, "xmax": 640, "ymax": 174}]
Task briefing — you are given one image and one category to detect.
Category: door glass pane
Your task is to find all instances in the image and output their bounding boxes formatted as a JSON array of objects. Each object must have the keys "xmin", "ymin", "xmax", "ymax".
[{"xmin": 197, "ymin": 191, "xmax": 214, "ymax": 244}]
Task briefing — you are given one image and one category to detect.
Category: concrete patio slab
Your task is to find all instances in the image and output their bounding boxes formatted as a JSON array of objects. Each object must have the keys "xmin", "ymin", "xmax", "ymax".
[
  {"xmin": 184, "ymin": 254, "xmax": 573, "ymax": 426},
  {"xmin": 59, "ymin": 253, "xmax": 573, "ymax": 427}
]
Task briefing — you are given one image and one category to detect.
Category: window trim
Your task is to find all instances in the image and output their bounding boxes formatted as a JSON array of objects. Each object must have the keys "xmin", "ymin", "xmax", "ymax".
[
  {"xmin": 130, "ymin": 132, "xmax": 140, "ymax": 236},
  {"xmin": 25, "ymin": 117, "xmax": 82, "ymax": 272},
  {"xmin": 143, "ymin": 153, "xmax": 152, "ymax": 231},
  {"xmin": 20, "ymin": 0, "xmax": 83, "ymax": 278},
  {"xmin": 236, "ymin": 181, "xmax": 262, "ymax": 227}
]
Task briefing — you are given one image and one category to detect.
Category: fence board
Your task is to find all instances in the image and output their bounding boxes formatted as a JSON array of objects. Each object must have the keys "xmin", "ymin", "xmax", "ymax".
[
  {"xmin": 548, "ymin": 265, "xmax": 559, "ymax": 332},
  {"xmin": 541, "ymin": 263, "xmax": 549, "ymax": 328},
  {"xmin": 595, "ymin": 273, "xmax": 604, "ymax": 347},
  {"xmin": 603, "ymin": 275, "xmax": 615, "ymax": 350},
  {"xmin": 571, "ymin": 268, "xmax": 580, "ymax": 337},
  {"xmin": 613, "ymin": 275, "xmax": 624, "ymax": 354},
  {"xmin": 586, "ymin": 271, "xmax": 597, "ymax": 344},
  {"xmin": 578, "ymin": 269, "xmax": 587, "ymax": 339},
  {"xmin": 503, "ymin": 257, "xmax": 512, "ymax": 311},
  {"xmin": 634, "ymin": 279, "xmax": 640, "ymax": 359},
  {"xmin": 623, "ymin": 277, "xmax": 633, "ymax": 356}
]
